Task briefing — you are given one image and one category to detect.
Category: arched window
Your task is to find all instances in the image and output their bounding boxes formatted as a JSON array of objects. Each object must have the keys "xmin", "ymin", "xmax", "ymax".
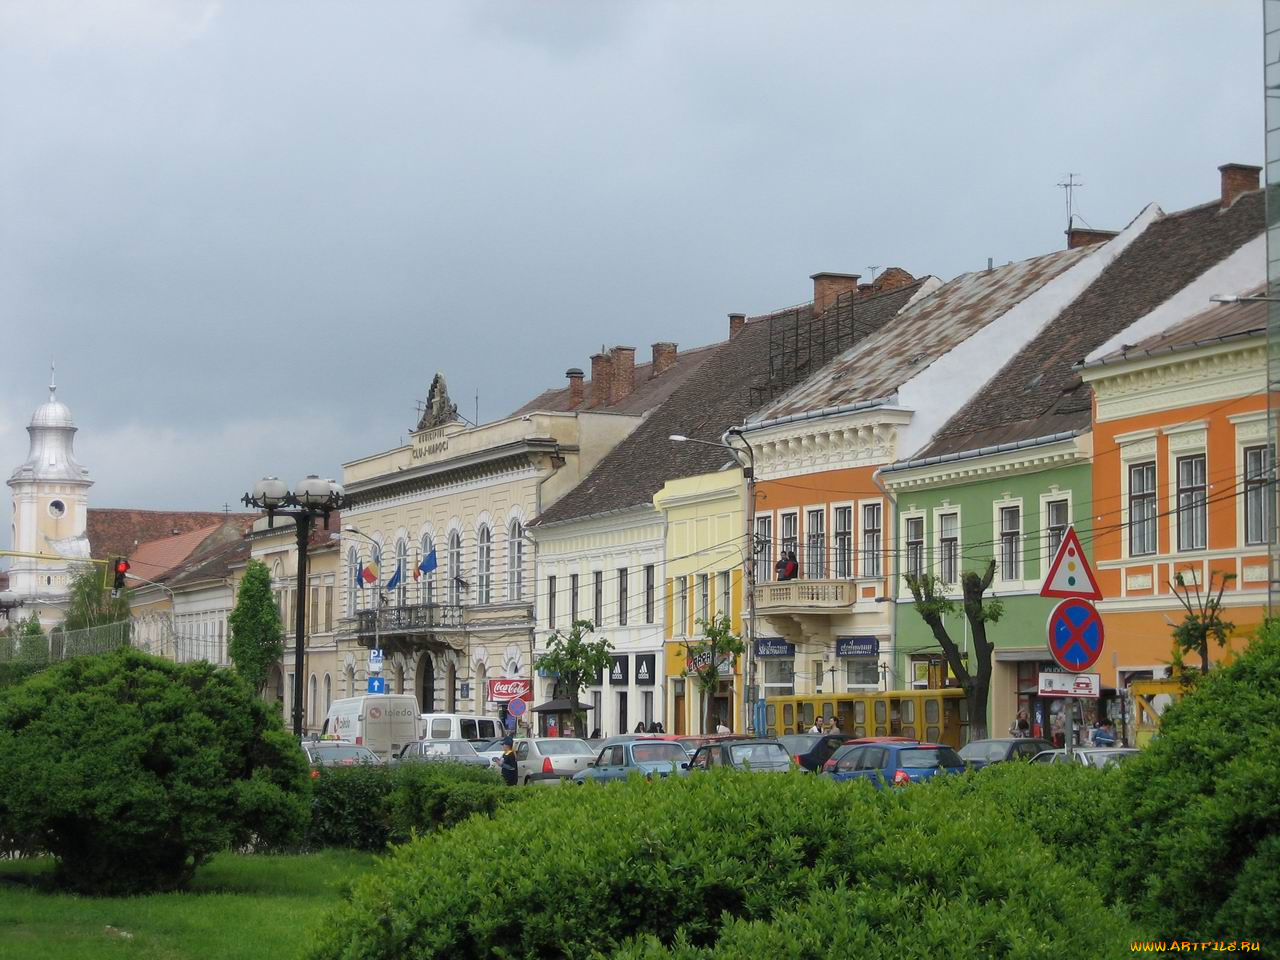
[
  {"xmin": 420, "ymin": 533, "xmax": 436, "ymax": 605},
  {"xmin": 395, "ymin": 538, "xmax": 408, "ymax": 607},
  {"xmin": 308, "ymin": 674, "xmax": 318, "ymax": 725},
  {"xmin": 347, "ymin": 547, "xmax": 360, "ymax": 614},
  {"xmin": 345, "ymin": 665, "xmax": 356, "ymax": 698},
  {"xmin": 323, "ymin": 673, "xmax": 332, "ymax": 714},
  {"xmin": 448, "ymin": 531, "xmax": 462, "ymax": 604},
  {"xmin": 508, "ymin": 520, "xmax": 524, "ymax": 601},
  {"xmin": 477, "ymin": 525, "xmax": 492, "ymax": 605}
]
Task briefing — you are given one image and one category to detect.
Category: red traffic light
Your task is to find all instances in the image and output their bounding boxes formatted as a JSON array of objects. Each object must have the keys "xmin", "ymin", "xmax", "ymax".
[{"xmin": 114, "ymin": 559, "xmax": 130, "ymax": 575}]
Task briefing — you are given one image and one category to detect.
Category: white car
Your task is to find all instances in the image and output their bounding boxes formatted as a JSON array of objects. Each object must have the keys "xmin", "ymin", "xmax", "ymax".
[
  {"xmin": 1030, "ymin": 747, "xmax": 1139, "ymax": 769},
  {"xmin": 515, "ymin": 737, "xmax": 597, "ymax": 784}
]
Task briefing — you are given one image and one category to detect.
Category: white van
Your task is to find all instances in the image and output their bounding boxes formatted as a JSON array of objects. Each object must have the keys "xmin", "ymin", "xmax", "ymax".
[
  {"xmin": 322, "ymin": 695, "xmax": 421, "ymax": 760},
  {"xmin": 420, "ymin": 713, "xmax": 504, "ymax": 743}
]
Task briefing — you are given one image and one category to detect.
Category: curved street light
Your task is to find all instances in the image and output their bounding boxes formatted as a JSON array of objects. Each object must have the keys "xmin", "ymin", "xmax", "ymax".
[{"xmin": 242, "ymin": 475, "xmax": 346, "ymax": 737}]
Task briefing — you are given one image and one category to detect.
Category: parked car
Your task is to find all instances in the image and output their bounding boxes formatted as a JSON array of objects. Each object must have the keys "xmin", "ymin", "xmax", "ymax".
[
  {"xmin": 958, "ymin": 737, "xmax": 1055, "ymax": 769},
  {"xmin": 396, "ymin": 739, "xmax": 492, "ymax": 768},
  {"xmin": 1030, "ymin": 747, "xmax": 1140, "ymax": 769},
  {"xmin": 821, "ymin": 737, "xmax": 922, "ymax": 773},
  {"xmin": 301, "ymin": 740, "xmax": 380, "ymax": 777},
  {"xmin": 827, "ymin": 742, "xmax": 966, "ymax": 787},
  {"xmin": 676, "ymin": 733, "xmax": 751, "ymax": 757},
  {"xmin": 596, "ymin": 733, "xmax": 682, "ymax": 751},
  {"xmin": 573, "ymin": 740, "xmax": 690, "ymax": 783},
  {"xmin": 688, "ymin": 739, "xmax": 792, "ymax": 773},
  {"xmin": 322, "ymin": 694, "xmax": 421, "ymax": 761},
  {"xmin": 515, "ymin": 737, "xmax": 597, "ymax": 784}
]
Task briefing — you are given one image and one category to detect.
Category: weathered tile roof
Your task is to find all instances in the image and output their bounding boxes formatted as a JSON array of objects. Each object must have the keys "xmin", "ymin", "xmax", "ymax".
[
  {"xmin": 1085, "ymin": 287, "xmax": 1265, "ymax": 366},
  {"xmin": 756, "ymin": 247, "xmax": 1093, "ymax": 421},
  {"xmin": 917, "ymin": 190, "xmax": 1264, "ymax": 456},
  {"xmin": 165, "ymin": 530, "xmax": 252, "ymax": 589},
  {"xmin": 536, "ymin": 281, "xmax": 927, "ymax": 525},
  {"xmin": 87, "ymin": 508, "xmax": 256, "ymax": 565},
  {"xmin": 127, "ymin": 523, "xmax": 225, "ymax": 582}
]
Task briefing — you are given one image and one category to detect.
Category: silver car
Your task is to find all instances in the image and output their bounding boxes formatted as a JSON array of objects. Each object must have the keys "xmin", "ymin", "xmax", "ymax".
[
  {"xmin": 515, "ymin": 737, "xmax": 597, "ymax": 784},
  {"xmin": 396, "ymin": 739, "xmax": 492, "ymax": 768},
  {"xmin": 1030, "ymin": 747, "xmax": 1139, "ymax": 769}
]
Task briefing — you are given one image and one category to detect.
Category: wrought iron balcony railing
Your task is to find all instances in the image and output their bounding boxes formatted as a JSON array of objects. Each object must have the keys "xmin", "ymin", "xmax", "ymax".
[{"xmin": 348, "ymin": 602, "xmax": 465, "ymax": 637}]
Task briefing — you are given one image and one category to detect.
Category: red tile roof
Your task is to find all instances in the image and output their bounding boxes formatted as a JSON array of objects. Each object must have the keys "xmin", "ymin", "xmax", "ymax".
[
  {"xmin": 127, "ymin": 524, "xmax": 225, "ymax": 583},
  {"xmin": 87, "ymin": 508, "xmax": 257, "ymax": 564}
]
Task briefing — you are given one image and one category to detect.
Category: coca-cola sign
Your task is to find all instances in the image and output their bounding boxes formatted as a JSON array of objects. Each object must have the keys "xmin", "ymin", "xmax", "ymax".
[{"xmin": 487, "ymin": 678, "xmax": 532, "ymax": 702}]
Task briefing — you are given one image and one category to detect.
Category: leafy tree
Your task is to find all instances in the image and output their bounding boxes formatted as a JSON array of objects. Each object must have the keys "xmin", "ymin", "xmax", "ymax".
[
  {"xmin": 904, "ymin": 561, "xmax": 1004, "ymax": 740},
  {"xmin": 63, "ymin": 562, "xmax": 130, "ymax": 631},
  {"xmin": 228, "ymin": 558, "xmax": 283, "ymax": 695},
  {"xmin": 684, "ymin": 612, "xmax": 745, "ymax": 734},
  {"xmin": 1170, "ymin": 570, "xmax": 1235, "ymax": 673},
  {"xmin": 0, "ymin": 648, "xmax": 309, "ymax": 893},
  {"xmin": 534, "ymin": 619, "xmax": 612, "ymax": 737}
]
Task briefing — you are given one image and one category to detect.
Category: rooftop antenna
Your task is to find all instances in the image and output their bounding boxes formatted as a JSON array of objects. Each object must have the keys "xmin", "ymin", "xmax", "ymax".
[
  {"xmin": 865, "ymin": 265, "xmax": 881, "ymax": 283},
  {"xmin": 1058, "ymin": 173, "xmax": 1083, "ymax": 231}
]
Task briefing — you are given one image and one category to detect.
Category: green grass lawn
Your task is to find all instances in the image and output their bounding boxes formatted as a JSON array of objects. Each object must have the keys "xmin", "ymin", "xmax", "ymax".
[{"xmin": 0, "ymin": 849, "xmax": 377, "ymax": 960}]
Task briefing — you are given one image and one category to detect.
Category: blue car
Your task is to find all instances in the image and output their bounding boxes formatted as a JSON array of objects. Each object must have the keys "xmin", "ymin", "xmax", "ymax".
[
  {"xmin": 572, "ymin": 739, "xmax": 690, "ymax": 783},
  {"xmin": 827, "ymin": 742, "xmax": 966, "ymax": 787}
]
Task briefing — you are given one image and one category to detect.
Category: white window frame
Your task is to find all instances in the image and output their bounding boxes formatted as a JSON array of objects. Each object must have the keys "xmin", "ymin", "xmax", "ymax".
[
  {"xmin": 1039, "ymin": 491, "xmax": 1072, "ymax": 579},
  {"xmin": 1117, "ymin": 430, "xmax": 1159, "ymax": 560},
  {"xmin": 779, "ymin": 511, "xmax": 799, "ymax": 564},
  {"xmin": 1164, "ymin": 423, "xmax": 1207, "ymax": 556},
  {"xmin": 859, "ymin": 499, "xmax": 883, "ymax": 579},
  {"xmin": 900, "ymin": 510, "xmax": 926, "ymax": 584},
  {"xmin": 993, "ymin": 498, "xmax": 1024, "ymax": 586},
  {"xmin": 754, "ymin": 513, "xmax": 773, "ymax": 584},
  {"xmin": 833, "ymin": 503, "xmax": 854, "ymax": 580},
  {"xmin": 804, "ymin": 505, "xmax": 826, "ymax": 579},
  {"xmin": 1232, "ymin": 412, "xmax": 1272, "ymax": 548},
  {"xmin": 934, "ymin": 506, "xmax": 960, "ymax": 587}
]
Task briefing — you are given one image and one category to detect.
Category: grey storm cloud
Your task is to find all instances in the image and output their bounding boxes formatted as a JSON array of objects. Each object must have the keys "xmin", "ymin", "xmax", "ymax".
[{"xmin": 0, "ymin": 0, "xmax": 1262, "ymax": 542}]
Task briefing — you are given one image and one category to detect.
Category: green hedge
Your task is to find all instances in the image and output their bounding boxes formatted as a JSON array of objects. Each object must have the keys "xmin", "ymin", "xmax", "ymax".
[
  {"xmin": 306, "ymin": 761, "xmax": 517, "ymax": 851},
  {"xmin": 1102, "ymin": 623, "xmax": 1280, "ymax": 943},
  {"xmin": 305, "ymin": 772, "xmax": 1138, "ymax": 960}
]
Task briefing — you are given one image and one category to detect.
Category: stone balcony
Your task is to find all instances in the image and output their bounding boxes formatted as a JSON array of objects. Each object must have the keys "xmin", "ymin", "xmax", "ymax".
[{"xmin": 754, "ymin": 578, "xmax": 858, "ymax": 614}]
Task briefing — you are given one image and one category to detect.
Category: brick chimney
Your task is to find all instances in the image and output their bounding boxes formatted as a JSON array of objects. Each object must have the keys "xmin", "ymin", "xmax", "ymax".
[
  {"xmin": 610, "ymin": 346, "xmax": 636, "ymax": 403},
  {"xmin": 590, "ymin": 352, "xmax": 614, "ymax": 408},
  {"xmin": 1220, "ymin": 163, "xmax": 1261, "ymax": 210},
  {"xmin": 811, "ymin": 272, "xmax": 861, "ymax": 315},
  {"xmin": 1065, "ymin": 227, "xmax": 1119, "ymax": 250},
  {"xmin": 728, "ymin": 313, "xmax": 746, "ymax": 338},
  {"xmin": 871, "ymin": 267, "xmax": 915, "ymax": 293},
  {"xmin": 566, "ymin": 367, "xmax": 584, "ymax": 406},
  {"xmin": 651, "ymin": 342, "xmax": 677, "ymax": 378}
]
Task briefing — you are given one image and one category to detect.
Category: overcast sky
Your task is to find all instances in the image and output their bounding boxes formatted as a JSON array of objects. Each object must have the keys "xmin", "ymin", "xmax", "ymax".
[{"xmin": 0, "ymin": 0, "xmax": 1262, "ymax": 548}]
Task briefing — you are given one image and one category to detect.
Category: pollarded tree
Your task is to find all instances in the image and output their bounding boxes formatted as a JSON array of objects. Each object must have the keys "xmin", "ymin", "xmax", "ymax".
[
  {"xmin": 904, "ymin": 561, "xmax": 1004, "ymax": 740},
  {"xmin": 228, "ymin": 558, "xmax": 283, "ymax": 696},
  {"xmin": 685, "ymin": 612, "xmax": 746, "ymax": 734},
  {"xmin": 1170, "ymin": 570, "xmax": 1236, "ymax": 674},
  {"xmin": 534, "ymin": 619, "xmax": 613, "ymax": 738}
]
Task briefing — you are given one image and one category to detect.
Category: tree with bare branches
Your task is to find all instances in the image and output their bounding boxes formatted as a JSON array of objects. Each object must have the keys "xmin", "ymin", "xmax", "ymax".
[{"xmin": 1170, "ymin": 571, "xmax": 1235, "ymax": 673}]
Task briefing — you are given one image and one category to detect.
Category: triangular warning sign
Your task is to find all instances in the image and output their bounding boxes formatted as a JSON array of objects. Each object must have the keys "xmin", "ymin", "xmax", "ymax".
[{"xmin": 1040, "ymin": 526, "xmax": 1102, "ymax": 600}]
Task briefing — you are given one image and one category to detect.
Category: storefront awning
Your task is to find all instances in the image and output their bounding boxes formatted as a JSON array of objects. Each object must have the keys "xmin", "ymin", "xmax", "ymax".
[{"xmin": 531, "ymin": 698, "xmax": 595, "ymax": 713}]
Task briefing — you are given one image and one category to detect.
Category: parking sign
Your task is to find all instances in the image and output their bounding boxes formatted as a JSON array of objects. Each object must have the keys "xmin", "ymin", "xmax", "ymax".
[{"xmin": 369, "ymin": 648, "xmax": 384, "ymax": 674}]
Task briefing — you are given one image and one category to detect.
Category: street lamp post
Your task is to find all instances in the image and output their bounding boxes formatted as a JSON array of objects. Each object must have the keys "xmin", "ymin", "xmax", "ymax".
[
  {"xmin": 669, "ymin": 431, "xmax": 759, "ymax": 734},
  {"xmin": 242, "ymin": 476, "xmax": 346, "ymax": 738}
]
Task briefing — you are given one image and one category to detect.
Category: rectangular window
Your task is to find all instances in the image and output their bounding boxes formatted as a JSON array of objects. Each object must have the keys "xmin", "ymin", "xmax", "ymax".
[
  {"xmin": 642, "ymin": 690, "xmax": 654, "ymax": 726},
  {"xmin": 862, "ymin": 503, "xmax": 882, "ymax": 577},
  {"xmin": 1045, "ymin": 499, "xmax": 1068, "ymax": 565},
  {"xmin": 805, "ymin": 508, "xmax": 826, "ymax": 578},
  {"xmin": 644, "ymin": 565, "xmax": 655, "ymax": 624},
  {"xmin": 755, "ymin": 515, "xmax": 773, "ymax": 583},
  {"xmin": 324, "ymin": 586, "xmax": 334, "ymax": 632},
  {"xmin": 763, "ymin": 659, "xmax": 795, "ymax": 697},
  {"xmin": 718, "ymin": 571, "xmax": 731, "ymax": 622},
  {"xmin": 905, "ymin": 517, "xmax": 925, "ymax": 579},
  {"xmin": 697, "ymin": 573, "xmax": 709, "ymax": 627},
  {"xmin": 834, "ymin": 506, "xmax": 853, "ymax": 579},
  {"xmin": 616, "ymin": 692, "xmax": 628, "ymax": 736},
  {"xmin": 999, "ymin": 506, "xmax": 1021, "ymax": 579},
  {"xmin": 1129, "ymin": 462, "xmax": 1157, "ymax": 556},
  {"xmin": 617, "ymin": 568, "xmax": 629, "ymax": 626},
  {"xmin": 547, "ymin": 575, "xmax": 557, "ymax": 628},
  {"xmin": 1245, "ymin": 445, "xmax": 1274, "ymax": 546},
  {"xmin": 310, "ymin": 586, "xmax": 320, "ymax": 632},
  {"xmin": 593, "ymin": 571, "xmax": 604, "ymax": 625},
  {"xmin": 939, "ymin": 512, "xmax": 958, "ymax": 584},
  {"xmin": 845, "ymin": 657, "xmax": 879, "ymax": 688},
  {"xmin": 570, "ymin": 573, "xmax": 579, "ymax": 622},
  {"xmin": 678, "ymin": 577, "xmax": 689, "ymax": 635},
  {"xmin": 1177, "ymin": 454, "xmax": 1207, "ymax": 551},
  {"xmin": 780, "ymin": 512, "xmax": 798, "ymax": 563}
]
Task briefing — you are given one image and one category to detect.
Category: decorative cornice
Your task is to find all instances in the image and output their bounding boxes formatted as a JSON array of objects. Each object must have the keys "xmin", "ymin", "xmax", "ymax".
[
  {"xmin": 883, "ymin": 436, "xmax": 1087, "ymax": 491},
  {"xmin": 1087, "ymin": 341, "xmax": 1264, "ymax": 423},
  {"xmin": 752, "ymin": 409, "xmax": 913, "ymax": 481}
]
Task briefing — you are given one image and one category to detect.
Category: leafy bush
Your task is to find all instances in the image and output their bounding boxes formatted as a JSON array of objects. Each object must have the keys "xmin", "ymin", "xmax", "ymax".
[
  {"xmin": 0, "ymin": 649, "xmax": 309, "ymax": 894},
  {"xmin": 306, "ymin": 772, "xmax": 1139, "ymax": 959},
  {"xmin": 1102, "ymin": 622, "xmax": 1280, "ymax": 942},
  {"xmin": 306, "ymin": 761, "xmax": 515, "ymax": 851}
]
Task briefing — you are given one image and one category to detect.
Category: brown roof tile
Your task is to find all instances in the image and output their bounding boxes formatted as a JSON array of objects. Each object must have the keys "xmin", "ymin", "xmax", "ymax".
[
  {"xmin": 917, "ymin": 191, "xmax": 1264, "ymax": 456},
  {"xmin": 127, "ymin": 524, "xmax": 225, "ymax": 582},
  {"xmin": 1087, "ymin": 286, "xmax": 1265, "ymax": 365},
  {"xmin": 87, "ymin": 508, "xmax": 257, "ymax": 564}
]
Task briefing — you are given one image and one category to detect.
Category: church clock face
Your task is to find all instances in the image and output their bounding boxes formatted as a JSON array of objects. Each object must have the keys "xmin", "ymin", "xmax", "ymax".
[{"xmin": 48, "ymin": 499, "xmax": 66, "ymax": 518}]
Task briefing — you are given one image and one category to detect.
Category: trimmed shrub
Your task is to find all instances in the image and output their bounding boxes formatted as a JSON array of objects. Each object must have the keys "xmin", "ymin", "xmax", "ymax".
[
  {"xmin": 305, "ymin": 761, "xmax": 516, "ymax": 851},
  {"xmin": 306, "ymin": 772, "xmax": 1139, "ymax": 959},
  {"xmin": 1102, "ymin": 623, "xmax": 1280, "ymax": 942},
  {"xmin": 0, "ymin": 649, "xmax": 309, "ymax": 894}
]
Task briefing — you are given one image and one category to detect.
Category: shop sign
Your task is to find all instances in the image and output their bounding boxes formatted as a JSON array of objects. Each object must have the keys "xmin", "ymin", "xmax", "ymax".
[
  {"xmin": 836, "ymin": 636, "xmax": 879, "ymax": 658},
  {"xmin": 754, "ymin": 637, "xmax": 795, "ymax": 658},
  {"xmin": 635, "ymin": 654, "xmax": 656, "ymax": 686},
  {"xmin": 1038, "ymin": 672, "xmax": 1100, "ymax": 699},
  {"xmin": 686, "ymin": 649, "xmax": 735, "ymax": 676},
  {"xmin": 609, "ymin": 655, "xmax": 629, "ymax": 685},
  {"xmin": 487, "ymin": 677, "xmax": 532, "ymax": 702}
]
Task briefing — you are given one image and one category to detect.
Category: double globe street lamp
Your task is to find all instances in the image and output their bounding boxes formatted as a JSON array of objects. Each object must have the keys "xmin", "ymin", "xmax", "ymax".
[{"xmin": 242, "ymin": 475, "xmax": 347, "ymax": 738}]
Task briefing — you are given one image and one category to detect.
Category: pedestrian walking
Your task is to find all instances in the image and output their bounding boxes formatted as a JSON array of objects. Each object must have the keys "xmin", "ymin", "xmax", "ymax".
[{"xmin": 499, "ymin": 736, "xmax": 518, "ymax": 787}]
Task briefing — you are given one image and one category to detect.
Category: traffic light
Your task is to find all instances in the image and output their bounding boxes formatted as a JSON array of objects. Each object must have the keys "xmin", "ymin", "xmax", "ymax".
[{"xmin": 112, "ymin": 557, "xmax": 130, "ymax": 592}]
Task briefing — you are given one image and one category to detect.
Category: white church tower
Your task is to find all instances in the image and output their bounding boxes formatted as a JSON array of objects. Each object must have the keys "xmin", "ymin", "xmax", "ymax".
[{"xmin": 6, "ymin": 367, "xmax": 93, "ymax": 621}]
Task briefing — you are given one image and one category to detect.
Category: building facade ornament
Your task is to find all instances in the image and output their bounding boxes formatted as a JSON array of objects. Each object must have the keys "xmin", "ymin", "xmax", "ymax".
[{"xmin": 417, "ymin": 372, "xmax": 460, "ymax": 431}]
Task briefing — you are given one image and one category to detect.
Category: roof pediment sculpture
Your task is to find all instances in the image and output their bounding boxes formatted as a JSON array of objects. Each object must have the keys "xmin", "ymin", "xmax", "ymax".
[{"xmin": 417, "ymin": 372, "xmax": 460, "ymax": 431}]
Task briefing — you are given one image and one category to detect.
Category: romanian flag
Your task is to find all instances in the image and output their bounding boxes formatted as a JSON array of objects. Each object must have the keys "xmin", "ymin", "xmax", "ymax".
[
  {"xmin": 415, "ymin": 548, "xmax": 438, "ymax": 581},
  {"xmin": 385, "ymin": 563, "xmax": 402, "ymax": 593},
  {"xmin": 359, "ymin": 560, "xmax": 379, "ymax": 585}
]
